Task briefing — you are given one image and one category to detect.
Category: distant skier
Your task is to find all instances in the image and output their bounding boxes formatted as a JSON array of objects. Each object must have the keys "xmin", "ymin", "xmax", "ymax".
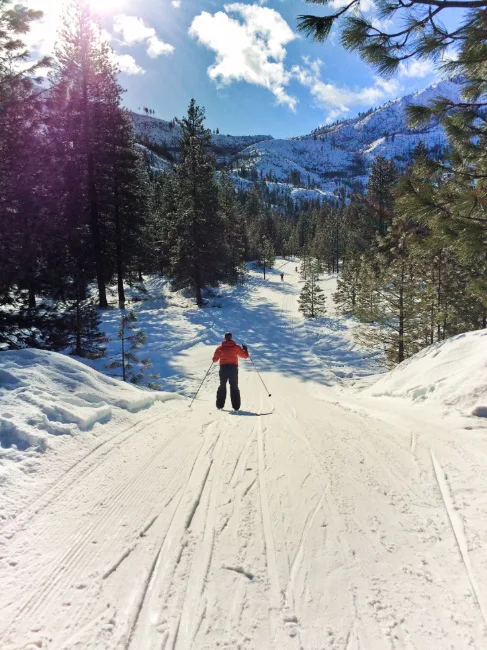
[
  {"xmin": 213, "ymin": 332, "xmax": 249, "ymax": 411},
  {"xmin": 280, "ymin": 272, "xmax": 284, "ymax": 281}
]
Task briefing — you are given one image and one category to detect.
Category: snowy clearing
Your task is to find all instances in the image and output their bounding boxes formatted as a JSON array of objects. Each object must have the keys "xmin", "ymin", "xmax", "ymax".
[{"xmin": 1, "ymin": 260, "xmax": 487, "ymax": 649}]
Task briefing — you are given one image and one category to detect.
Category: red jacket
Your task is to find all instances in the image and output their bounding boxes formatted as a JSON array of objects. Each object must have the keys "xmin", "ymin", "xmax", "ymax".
[{"xmin": 213, "ymin": 340, "xmax": 249, "ymax": 366}]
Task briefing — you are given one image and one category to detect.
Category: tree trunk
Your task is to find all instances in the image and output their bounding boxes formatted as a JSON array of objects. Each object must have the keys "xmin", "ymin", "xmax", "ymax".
[
  {"xmin": 28, "ymin": 284, "xmax": 36, "ymax": 310},
  {"xmin": 83, "ymin": 74, "xmax": 108, "ymax": 309},
  {"xmin": 122, "ymin": 318, "xmax": 127, "ymax": 382},
  {"xmin": 437, "ymin": 250, "xmax": 442, "ymax": 342},
  {"xmin": 75, "ymin": 290, "xmax": 82, "ymax": 356},
  {"xmin": 398, "ymin": 267, "xmax": 405, "ymax": 363},
  {"xmin": 114, "ymin": 181, "xmax": 125, "ymax": 310},
  {"xmin": 195, "ymin": 284, "xmax": 204, "ymax": 307}
]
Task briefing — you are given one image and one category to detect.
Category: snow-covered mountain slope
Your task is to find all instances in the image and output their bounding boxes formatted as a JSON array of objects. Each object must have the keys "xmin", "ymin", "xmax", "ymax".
[
  {"xmin": 1, "ymin": 262, "xmax": 487, "ymax": 649},
  {"xmin": 132, "ymin": 78, "xmax": 462, "ymax": 200},
  {"xmin": 236, "ymin": 78, "xmax": 462, "ymax": 194},
  {"xmin": 131, "ymin": 111, "xmax": 273, "ymax": 163}
]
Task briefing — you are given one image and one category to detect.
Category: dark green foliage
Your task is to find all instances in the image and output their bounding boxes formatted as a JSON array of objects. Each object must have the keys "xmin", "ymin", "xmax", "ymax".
[
  {"xmin": 218, "ymin": 172, "xmax": 247, "ymax": 284},
  {"xmin": 366, "ymin": 157, "xmax": 397, "ymax": 235},
  {"xmin": 256, "ymin": 236, "xmax": 275, "ymax": 279},
  {"xmin": 56, "ymin": 298, "xmax": 108, "ymax": 359},
  {"xmin": 168, "ymin": 100, "xmax": 226, "ymax": 305},
  {"xmin": 299, "ymin": 261, "xmax": 326, "ymax": 318},
  {"xmin": 0, "ymin": 1, "xmax": 153, "ymax": 351}
]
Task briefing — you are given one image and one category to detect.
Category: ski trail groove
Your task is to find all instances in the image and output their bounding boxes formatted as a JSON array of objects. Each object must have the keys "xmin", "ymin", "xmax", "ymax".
[
  {"xmin": 127, "ymin": 424, "xmax": 221, "ymax": 649},
  {"xmin": 0, "ymin": 413, "xmax": 161, "ymax": 540},
  {"xmin": 430, "ymin": 450, "xmax": 487, "ymax": 632}
]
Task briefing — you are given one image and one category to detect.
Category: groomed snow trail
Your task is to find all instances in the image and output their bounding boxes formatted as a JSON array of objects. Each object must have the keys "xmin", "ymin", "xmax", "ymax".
[{"xmin": 1, "ymin": 261, "xmax": 487, "ymax": 649}]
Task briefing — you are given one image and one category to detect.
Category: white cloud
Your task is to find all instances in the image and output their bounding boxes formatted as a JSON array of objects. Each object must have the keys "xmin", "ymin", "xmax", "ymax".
[
  {"xmin": 398, "ymin": 59, "xmax": 435, "ymax": 79},
  {"xmin": 146, "ymin": 36, "xmax": 175, "ymax": 58},
  {"xmin": 293, "ymin": 58, "xmax": 401, "ymax": 122},
  {"xmin": 189, "ymin": 3, "xmax": 298, "ymax": 110},
  {"xmin": 114, "ymin": 53, "xmax": 146, "ymax": 75},
  {"xmin": 113, "ymin": 15, "xmax": 174, "ymax": 57},
  {"xmin": 22, "ymin": 0, "xmax": 61, "ymax": 56},
  {"xmin": 113, "ymin": 15, "xmax": 155, "ymax": 44},
  {"xmin": 172, "ymin": 0, "xmax": 181, "ymax": 7}
]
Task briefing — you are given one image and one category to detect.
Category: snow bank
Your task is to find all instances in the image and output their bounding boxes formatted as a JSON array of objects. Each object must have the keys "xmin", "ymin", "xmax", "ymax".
[
  {"xmin": 0, "ymin": 349, "xmax": 180, "ymax": 453},
  {"xmin": 364, "ymin": 330, "xmax": 487, "ymax": 417}
]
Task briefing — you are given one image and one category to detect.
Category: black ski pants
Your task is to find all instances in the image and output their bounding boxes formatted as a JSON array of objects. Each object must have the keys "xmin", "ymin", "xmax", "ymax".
[{"xmin": 217, "ymin": 364, "xmax": 241, "ymax": 411}]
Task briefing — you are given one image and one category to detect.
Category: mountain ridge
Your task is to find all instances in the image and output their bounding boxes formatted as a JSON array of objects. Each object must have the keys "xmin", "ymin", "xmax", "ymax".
[{"xmin": 131, "ymin": 77, "xmax": 462, "ymax": 201}]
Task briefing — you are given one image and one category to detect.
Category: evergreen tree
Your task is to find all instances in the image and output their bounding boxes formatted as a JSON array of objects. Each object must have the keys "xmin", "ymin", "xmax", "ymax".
[
  {"xmin": 354, "ymin": 221, "xmax": 423, "ymax": 365},
  {"xmin": 334, "ymin": 257, "xmax": 362, "ymax": 315},
  {"xmin": 366, "ymin": 157, "xmax": 397, "ymax": 236},
  {"xmin": 298, "ymin": 0, "xmax": 483, "ymax": 77},
  {"xmin": 170, "ymin": 99, "xmax": 223, "ymax": 306},
  {"xmin": 107, "ymin": 311, "xmax": 155, "ymax": 385},
  {"xmin": 218, "ymin": 172, "xmax": 247, "ymax": 284},
  {"xmin": 299, "ymin": 261, "xmax": 326, "ymax": 318},
  {"xmin": 50, "ymin": 1, "xmax": 130, "ymax": 308},
  {"xmin": 257, "ymin": 236, "xmax": 275, "ymax": 279},
  {"xmin": 0, "ymin": 1, "xmax": 51, "ymax": 310},
  {"xmin": 60, "ymin": 297, "xmax": 108, "ymax": 358}
]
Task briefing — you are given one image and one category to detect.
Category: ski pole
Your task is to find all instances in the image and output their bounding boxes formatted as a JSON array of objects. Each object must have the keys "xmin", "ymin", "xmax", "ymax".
[
  {"xmin": 189, "ymin": 362, "xmax": 214, "ymax": 408},
  {"xmin": 248, "ymin": 355, "xmax": 272, "ymax": 397}
]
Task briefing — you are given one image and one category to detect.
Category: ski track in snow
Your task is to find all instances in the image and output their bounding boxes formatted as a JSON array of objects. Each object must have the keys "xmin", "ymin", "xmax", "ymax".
[{"xmin": 1, "ymin": 260, "xmax": 487, "ymax": 649}]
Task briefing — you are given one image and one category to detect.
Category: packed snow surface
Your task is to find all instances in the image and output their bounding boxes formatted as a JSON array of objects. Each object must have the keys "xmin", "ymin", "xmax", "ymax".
[
  {"xmin": 363, "ymin": 329, "xmax": 487, "ymax": 417},
  {"xmin": 1, "ymin": 261, "xmax": 487, "ymax": 649}
]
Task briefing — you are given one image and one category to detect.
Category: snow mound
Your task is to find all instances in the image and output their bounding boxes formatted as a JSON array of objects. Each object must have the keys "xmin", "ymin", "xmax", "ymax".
[
  {"xmin": 0, "ymin": 349, "xmax": 180, "ymax": 452},
  {"xmin": 364, "ymin": 330, "xmax": 487, "ymax": 416}
]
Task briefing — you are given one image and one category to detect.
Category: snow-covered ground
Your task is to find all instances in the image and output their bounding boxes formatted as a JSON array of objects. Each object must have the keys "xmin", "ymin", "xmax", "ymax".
[{"xmin": 1, "ymin": 261, "xmax": 487, "ymax": 649}]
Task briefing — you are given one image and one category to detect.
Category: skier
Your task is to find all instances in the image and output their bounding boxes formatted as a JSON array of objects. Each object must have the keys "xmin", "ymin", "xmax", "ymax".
[
  {"xmin": 280, "ymin": 272, "xmax": 284, "ymax": 281},
  {"xmin": 213, "ymin": 332, "xmax": 249, "ymax": 411}
]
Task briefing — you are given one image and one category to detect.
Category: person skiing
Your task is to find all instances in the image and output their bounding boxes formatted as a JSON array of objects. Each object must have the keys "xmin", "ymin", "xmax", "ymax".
[
  {"xmin": 213, "ymin": 332, "xmax": 249, "ymax": 411},
  {"xmin": 280, "ymin": 272, "xmax": 284, "ymax": 281}
]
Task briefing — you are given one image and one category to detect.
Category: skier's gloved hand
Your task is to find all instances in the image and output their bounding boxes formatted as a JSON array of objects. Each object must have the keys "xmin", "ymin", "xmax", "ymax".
[{"xmin": 242, "ymin": 344, "xmax": 248, "ymax": 353}]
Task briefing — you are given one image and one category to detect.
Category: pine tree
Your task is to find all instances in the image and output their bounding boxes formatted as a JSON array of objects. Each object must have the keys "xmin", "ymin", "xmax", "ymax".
[
  {"xmin": 298, "ymin": 0, "xmax": 482, "ymax": 78},
  {"xmin": 107, "ymin": 311, "xmax": 154, "ymax": 385},
  {"xmin": 353, "ymin": 221, "xmax": 424, "ymax": 365},
  {"xmin": 107, "ymin": 117, "xmax": 151, "ymax": 308},
  {"xmin": 397, "ymin": 16, "xmax": 487, "ymax": 318},
  {"xmin": 334, "ymin": 257, "xmax": 362, "ymax": 315},
  {"xmin": 299, "ymin": 261, "xmax": 326, "ymax": 318},
  {"xmin": 170, "ymin": 99, "xmax": 223, "ymax": 306},
  {"xmin": 366, "ymin": 157, "xmax": 397, "ymax": 236},
  {"xmin": 218, "ymin": 172, "xmax": 247, "ymax": 284},
  {"xmin": 257, "ymin": 236, "xmax": 275, "ymax": 279},
  {"xmin": 50, "ymin": 1, "xmax": 132, "ymax": 308},
  {"xmin": 0, "ymin": 1, "xmax": 51, "ymax": 311},
  {"xmin": 61, "ymin": 297, "xmax": 108, "ymax": 358}
]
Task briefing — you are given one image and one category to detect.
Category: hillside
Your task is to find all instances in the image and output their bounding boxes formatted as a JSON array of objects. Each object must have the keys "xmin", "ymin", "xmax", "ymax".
[
  {"xmin": 132, "ymin": 78, "xmax": 462, "ymax": 200},
  {"xmin": 234, "ymin": 78, "xmax": 461, "ymax": 194},
  {"xmin": 131, "ymin": 111, "xmax": 273, "ymax": 165}
]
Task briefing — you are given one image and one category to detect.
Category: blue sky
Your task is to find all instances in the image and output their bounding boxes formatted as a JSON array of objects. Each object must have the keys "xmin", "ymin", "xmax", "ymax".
[{"xmin": 26, "ymin": 0, "xmax": 445, "ymax": 137}]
